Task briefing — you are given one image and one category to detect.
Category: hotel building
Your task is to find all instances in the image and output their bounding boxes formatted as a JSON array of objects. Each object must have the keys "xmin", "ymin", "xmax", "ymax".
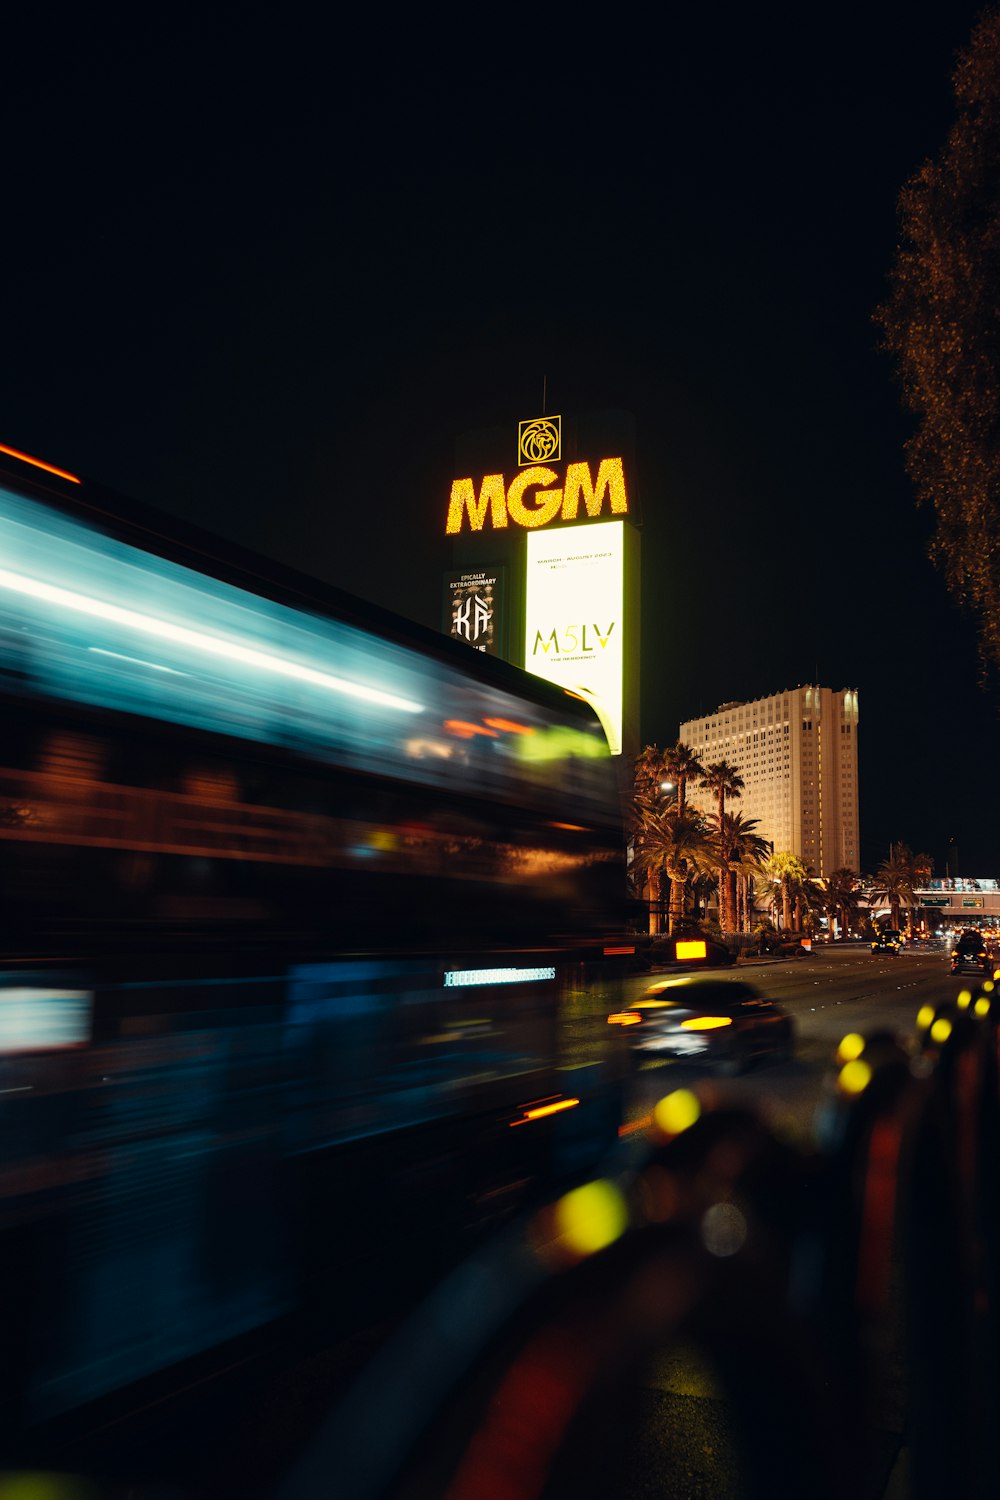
[{"xmin": 679, "ymin": 685, "xmax": 860, "ymax": 877}]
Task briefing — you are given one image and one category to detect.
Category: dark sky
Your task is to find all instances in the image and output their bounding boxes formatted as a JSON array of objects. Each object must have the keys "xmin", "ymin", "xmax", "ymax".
[{"xmin": 1, "ymin": 5, "xmax": 995, "ymax": 874}]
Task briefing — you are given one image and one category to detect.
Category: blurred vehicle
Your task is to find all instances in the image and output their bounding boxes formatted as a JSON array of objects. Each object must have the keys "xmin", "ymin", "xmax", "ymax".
[
  {"xmin": 871, "ymin": 932, "xmax": 901, "ymax": 954},
  {"xmin": 770, "ymin": 936, "xmax": 811, "ymax": 957},
  {"xmin": 647, "ymin": 933, "xmax": 735, "ymax": 968},
  {"xmin": 0, "ymin": 446, "xmax": 632, "ymax": 1472},
  {"xmin": 608, "ymin": 975, "xmax": 793, "ymax": 1074},
  {"xmin": 951, "ymin": 930, "xmax": 990, "ymax": 975}
]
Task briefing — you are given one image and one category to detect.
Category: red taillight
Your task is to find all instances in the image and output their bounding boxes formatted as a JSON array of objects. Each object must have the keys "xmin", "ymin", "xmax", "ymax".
[
  {"xmin": 0, "ymin": 441, "xmax": 81, "ymax": 484},
  {"xmin": 509, "ymin": 1097, "xmax": 580, "ymax": 1127}
]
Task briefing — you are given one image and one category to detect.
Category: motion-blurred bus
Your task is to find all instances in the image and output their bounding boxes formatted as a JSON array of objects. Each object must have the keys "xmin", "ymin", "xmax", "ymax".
[{"xmin": 0, "ymin": 444, "xmax": 629, "ymax": 1466}]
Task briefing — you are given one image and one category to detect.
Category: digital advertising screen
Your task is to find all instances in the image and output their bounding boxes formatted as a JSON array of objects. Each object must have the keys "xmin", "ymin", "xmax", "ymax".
[
  {"xmin": 443, "ymin": 568, "xmax": 505, "ymax": 655},
  {"xmin": 524, "ymin": 521, "xmax": 624, "ymax": 755}
]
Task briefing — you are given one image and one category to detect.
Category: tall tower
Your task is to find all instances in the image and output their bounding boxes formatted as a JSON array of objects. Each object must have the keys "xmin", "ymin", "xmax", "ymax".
[
  {"xmin": 443, "ymin": 409, "xmax": 641, "ymax": 765},
  {"xmin": 680, "ymin": 685, "xmax": 860, "ymax": 877}
]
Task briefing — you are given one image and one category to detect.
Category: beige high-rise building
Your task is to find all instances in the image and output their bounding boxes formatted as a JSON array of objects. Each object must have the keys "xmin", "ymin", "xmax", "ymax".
[{"xmin": 679, "ymin": 685, "xmax": 860, "ymax": 877}]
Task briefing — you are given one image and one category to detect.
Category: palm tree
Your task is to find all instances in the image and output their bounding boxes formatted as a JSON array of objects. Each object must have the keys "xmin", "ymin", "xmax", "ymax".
[
  {"xmin": 910, "ymin": 850, "xmax": 934, "ymax": 934},
  {"xmin": 631, "ymin": 745, "xmax": 671, "ymax": 931},
  {"xmin": 631, "ymin": 743, "xmax": 709, "ymax": 931},
  {"xmin": 700, "ymin": 761, "xmax": 745, "ymax": 931},
  {"xmin": 689, "ymin": 868, "xmax": 718, "ymax": 925},
  {"xmin": 824, "ymin": 867, "xmax": 860, "ymax": 940},
  {"xmin": 699, "ymin": 759, "xmax": 745, "ymax": 824},
  {"xmin": 633, "ymin": 744, "xmax": 669, "ymax": 807},
  {"xmin": 870, "ymin": 843, "xmax": 917, "ymax": 932},
  {"xmin": 632, "ymin": 802, "xmax": 714, "ymax": 936},
  {"xmin": 662, "ymin": 740, "xmax": 705, "ymax": 816},
  {"xmin": 793, "ymin": 864, "xmax": 821, "ymax": 934},
  {"xmin": 762, "ymin": 851, "xmax": 809, "ymax": 932},
  {"xmin": 738, "ymin": 826, "xmax": 772, "ymax": 933},
  {"xmin": 714, "ymin": 810, "xmax": 771, "ymax": 933}
]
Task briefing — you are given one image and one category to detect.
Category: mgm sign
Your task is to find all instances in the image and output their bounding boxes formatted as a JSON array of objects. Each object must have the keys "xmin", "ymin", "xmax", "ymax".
[
  {"xmin": 443, "ymin": 413, "xmax": 639, "ymax": 758},
  {"xmin": 445, "ymin": 416, "xmax": 627, "ymax": 535}
]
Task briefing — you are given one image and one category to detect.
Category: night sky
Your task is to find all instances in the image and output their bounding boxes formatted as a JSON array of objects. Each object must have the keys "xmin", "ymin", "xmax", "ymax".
[{"xmin": 2, "ymin": 6, "xmax": 995, "ymax": 875}]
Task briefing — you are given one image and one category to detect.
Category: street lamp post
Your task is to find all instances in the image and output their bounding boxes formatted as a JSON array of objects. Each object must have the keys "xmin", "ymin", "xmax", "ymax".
[{"xmin": 656, "ymin": 781, "xmax": 675, "ymax": 933}]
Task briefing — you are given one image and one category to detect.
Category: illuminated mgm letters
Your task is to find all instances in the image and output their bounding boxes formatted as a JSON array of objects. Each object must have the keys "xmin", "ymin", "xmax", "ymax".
[{"xmin": 445, "ymin": 457, "xmax": 628, "ymax": 535}]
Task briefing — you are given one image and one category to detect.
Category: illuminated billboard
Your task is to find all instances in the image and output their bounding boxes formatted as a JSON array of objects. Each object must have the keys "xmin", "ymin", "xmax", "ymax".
[
  {"xmin": 525, "ymin": 522, "xmax": 624, "ymax": 755},
  {"xmin": 443, "ymin": 568, "xmax": 505, "ymax": 655},
  {"xmin": 446, "ymin": 456, "xmax": 628, "ymax": 535}
]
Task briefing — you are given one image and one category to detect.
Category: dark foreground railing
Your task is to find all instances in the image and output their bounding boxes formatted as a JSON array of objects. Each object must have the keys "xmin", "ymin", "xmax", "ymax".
[{"xmin": 277, "ymin": 981, "xmax": 1000, "ymax": 1500}]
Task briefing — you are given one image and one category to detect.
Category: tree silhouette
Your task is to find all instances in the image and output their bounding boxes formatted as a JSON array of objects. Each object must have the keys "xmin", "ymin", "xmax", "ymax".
[
  {"xmin": 700, "ymin": 761, "xmax": 745, "ymax": 933},
  {"xmin": 878, "ymin": 8, "xmax": 1000, "ymax": 678}
]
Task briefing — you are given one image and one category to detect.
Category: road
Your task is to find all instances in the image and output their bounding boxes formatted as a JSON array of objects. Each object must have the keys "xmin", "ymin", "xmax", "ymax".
[
  {"xmin": 597, "ymin": 942, "xmax": 975, "ymax": 1500},
  {"xmin": 50, "ymin": 946, "xmax": 974, "ymax": 1499},
  {"xmin": 268, "ymin": 946, "xmax": 972, "ymax": 1500},
  {"xmin": 620, "ymin": 942, "xmax": 965, "ymax": 1142},
  {"xmin": 294, "ymin": 946, "xmax": 966, "ymax": 1500}
]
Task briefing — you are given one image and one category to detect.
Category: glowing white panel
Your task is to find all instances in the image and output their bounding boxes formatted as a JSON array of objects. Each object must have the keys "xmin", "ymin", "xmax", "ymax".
[
  {"xmin": 443, "ymin": 966, "xmax": 556, "ymax": 987},
  {"xmin": 524, "ymin": 522, "xmax": 624, "ymax": 755},
  {"xmin": 0, "ymin": 988, "xmax": 92, "ymax": 1051},
  {"xmin": 0, "ymin": 566, "xmax": 423, "ymax": 714}
]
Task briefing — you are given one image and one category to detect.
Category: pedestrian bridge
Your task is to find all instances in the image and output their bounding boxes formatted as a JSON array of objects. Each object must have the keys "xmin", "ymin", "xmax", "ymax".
[{"xmin": 908, "ymin": 878, "xmax": 1000, "ymax": 921}]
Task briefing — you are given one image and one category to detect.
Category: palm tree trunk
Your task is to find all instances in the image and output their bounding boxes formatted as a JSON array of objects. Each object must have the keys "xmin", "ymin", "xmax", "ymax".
[
  {"xmin": 648, "ymin": 868, "xmax": 661, "ymax": 935},
  {"xmin": 667, "ymin": 872, "xmax": 685, "ymax": 935},
  {"xmin": 716, "ymin": 789, "xmax": 726, "ymax": 933}
]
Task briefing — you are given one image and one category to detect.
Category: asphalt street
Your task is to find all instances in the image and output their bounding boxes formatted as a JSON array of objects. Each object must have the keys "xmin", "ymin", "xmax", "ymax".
[
  {"xmin": 605, "ymin": 943, "xmax": 973, "ymax": 1500},
  {"xmin": 621, "ymin": 943, "xmax": 965, "ymax": 1143}
]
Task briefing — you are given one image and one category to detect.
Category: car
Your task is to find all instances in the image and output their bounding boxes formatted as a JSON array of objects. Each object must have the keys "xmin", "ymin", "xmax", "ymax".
[
  {"xmin": 871, "ymin": 933, "xmax": 900, "ymax": 954},
  {"xmin": 646, "ymin": 934, "xmax": 735, "ymax": 969},
  {"xmin": 769, "ymin": 936, "xmax": 811, "ymax": 957},
  {"xmin": 951, "ymin": 930, "xmax": 991, "ymax": 976},
  {"xmin": 608, "ymin": 975, "xmax": 793, "ymax": 1075}
]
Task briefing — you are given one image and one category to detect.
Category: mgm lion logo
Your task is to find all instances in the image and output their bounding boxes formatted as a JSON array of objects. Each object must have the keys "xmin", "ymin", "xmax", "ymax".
[{"xmin": 518, "ymin": 415, "xmax": 561, "ymax": 466}]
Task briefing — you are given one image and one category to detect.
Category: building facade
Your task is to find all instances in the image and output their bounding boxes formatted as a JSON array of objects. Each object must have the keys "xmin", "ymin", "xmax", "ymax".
[{"xmin": 680, "ymin": 685, "xmax": 860, "ymax": 877}]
